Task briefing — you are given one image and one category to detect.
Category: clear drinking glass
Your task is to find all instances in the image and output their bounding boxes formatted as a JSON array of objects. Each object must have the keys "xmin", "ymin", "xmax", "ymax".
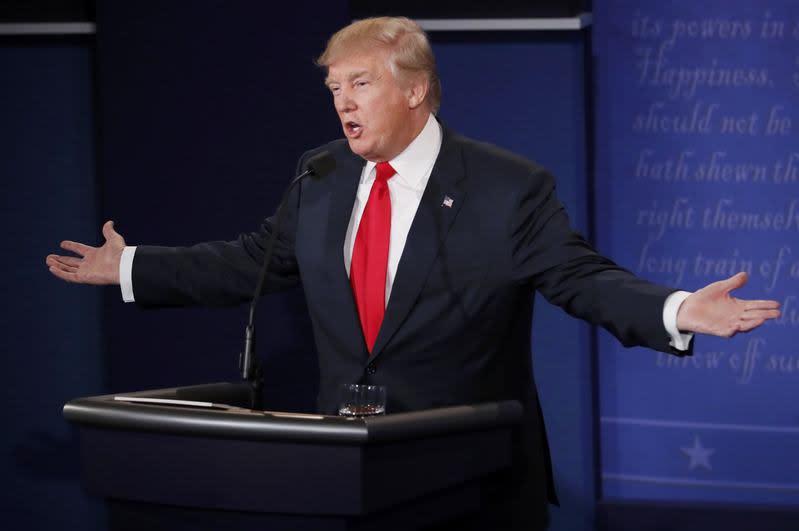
[{"xmin": 337, "ymin": 384, "xmax": 387, "ymax": 417}]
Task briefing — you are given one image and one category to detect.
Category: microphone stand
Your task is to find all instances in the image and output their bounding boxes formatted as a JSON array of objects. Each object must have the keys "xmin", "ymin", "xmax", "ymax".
[{"xmin": 239, "ymin": 152, "xmax": 334, "ymax": 409}]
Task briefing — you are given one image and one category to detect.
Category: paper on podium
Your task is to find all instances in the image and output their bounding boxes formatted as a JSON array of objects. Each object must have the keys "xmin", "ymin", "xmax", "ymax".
[{"xmin": 113, "ymin": 396, "xmax": 239, "ymax": 410}]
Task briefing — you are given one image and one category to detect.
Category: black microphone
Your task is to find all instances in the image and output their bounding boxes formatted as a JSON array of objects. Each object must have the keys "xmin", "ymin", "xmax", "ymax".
[{"xmin": 239, "ymin": 150, "xmax": 336, "ymax": 407}]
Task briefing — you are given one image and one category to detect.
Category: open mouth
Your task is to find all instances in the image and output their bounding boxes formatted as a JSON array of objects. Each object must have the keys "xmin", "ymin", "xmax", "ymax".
[{"xmin": 345, "ymin": 121, "xmax": 362, "ymax": 137}]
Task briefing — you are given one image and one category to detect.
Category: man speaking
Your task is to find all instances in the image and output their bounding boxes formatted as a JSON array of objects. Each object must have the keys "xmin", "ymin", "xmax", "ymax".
[{"xmin": 46, "ymin": 16, "xmax": 780, "ymax": 530}]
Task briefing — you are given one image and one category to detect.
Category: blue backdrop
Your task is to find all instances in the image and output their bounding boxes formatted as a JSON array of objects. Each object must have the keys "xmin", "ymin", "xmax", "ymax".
[
  {"xmin": 0, "ymin": 42, "xmax": 105, "ymax": 530},
  {"xmin": 594, "ymin": 0, "xmax": 799, "ymax": 506}
]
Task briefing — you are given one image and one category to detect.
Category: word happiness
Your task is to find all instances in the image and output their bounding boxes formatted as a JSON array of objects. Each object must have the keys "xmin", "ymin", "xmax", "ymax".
[{"xmin": 630, "ymin": 11, "xmax": 796, "ymax": 99}]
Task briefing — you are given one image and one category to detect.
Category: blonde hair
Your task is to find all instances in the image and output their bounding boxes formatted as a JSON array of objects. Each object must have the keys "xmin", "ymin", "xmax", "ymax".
[{"xmin": 317, "ymin": 17, "xmax": 441, "ymax": 113}]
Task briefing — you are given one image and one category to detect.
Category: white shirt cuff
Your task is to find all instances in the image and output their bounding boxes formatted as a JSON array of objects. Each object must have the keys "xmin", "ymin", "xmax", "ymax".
[
  {"xmin": 663, "ymin": 290, "xmax": 693, "ymax": 351},
  {"xmin": 119, "ymin": 245, "xmax": 137, "ymax": 303}
]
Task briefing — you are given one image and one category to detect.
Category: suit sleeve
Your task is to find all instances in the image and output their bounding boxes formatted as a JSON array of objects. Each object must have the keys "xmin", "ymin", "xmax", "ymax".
[
  {"xmin": 131, "ymin": 154, "xmax": 312, "ymax": 308},
  {"xmin": 510, "ymin": 168, "xmax": 687, "ymax": 355}
]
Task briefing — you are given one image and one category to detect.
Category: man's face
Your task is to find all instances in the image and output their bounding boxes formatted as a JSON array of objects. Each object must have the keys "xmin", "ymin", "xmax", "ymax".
[{"xmin": 325, "ymin": 50, "xmax": 418, "ymax": 162}]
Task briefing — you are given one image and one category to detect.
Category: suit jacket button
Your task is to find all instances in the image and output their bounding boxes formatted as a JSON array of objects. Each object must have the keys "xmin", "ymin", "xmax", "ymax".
[{"xmin": 367, "ymin": 363, "xmax": 376, "ymax": 375}]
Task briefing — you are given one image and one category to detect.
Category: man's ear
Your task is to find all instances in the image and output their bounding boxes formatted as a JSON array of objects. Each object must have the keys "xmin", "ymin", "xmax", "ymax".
[{"xmin": 406, "ymin": 76, "xmax": 429, "ymax": 110}]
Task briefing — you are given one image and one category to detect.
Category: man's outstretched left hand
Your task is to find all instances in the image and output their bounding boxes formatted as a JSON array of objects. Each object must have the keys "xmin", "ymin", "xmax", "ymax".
[{"xmin": 676, "ymin": 272, "xmax": 781, "ymax": 337}]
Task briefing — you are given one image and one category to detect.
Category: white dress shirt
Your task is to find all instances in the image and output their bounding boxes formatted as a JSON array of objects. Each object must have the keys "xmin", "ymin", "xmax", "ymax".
[
  {"xmin": 343, "ymin": 113, "xmax": 442, "ymax": 304},
  {"xmin": 119, "ymin": 112, "xmax": 692, "ymax": 351}
]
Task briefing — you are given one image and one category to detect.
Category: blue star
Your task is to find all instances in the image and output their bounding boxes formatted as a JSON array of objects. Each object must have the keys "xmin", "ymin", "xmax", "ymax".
[{"xmin": 681, "ymin": 435, "xmax": 716, "ymax": 471}]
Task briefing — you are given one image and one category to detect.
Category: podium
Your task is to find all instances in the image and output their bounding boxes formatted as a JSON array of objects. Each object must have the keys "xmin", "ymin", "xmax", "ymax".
[{"xmin": 64, "ymin": 382, "xmax": 522, "ymax": 530}]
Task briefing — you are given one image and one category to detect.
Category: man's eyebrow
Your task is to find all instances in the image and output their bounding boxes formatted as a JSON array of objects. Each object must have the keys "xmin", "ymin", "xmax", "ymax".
[{"xmin": 325, "ymin": 70, "xmax": 371, "ymax": 86}]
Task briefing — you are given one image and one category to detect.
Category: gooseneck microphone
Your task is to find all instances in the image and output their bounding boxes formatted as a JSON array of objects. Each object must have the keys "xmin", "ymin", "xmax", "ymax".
[{"xmin": 239, "ymin": 151, "xmax": 336, "ymax": 407}]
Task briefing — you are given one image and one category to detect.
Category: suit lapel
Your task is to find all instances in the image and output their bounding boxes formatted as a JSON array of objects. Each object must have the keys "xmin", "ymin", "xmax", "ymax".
[
  {"xmin": 368, "ymin": 131, "xmax": 466, "ymax": 360},
  {"xmin": 324, "ymin": 148, "xmax": 369, "ymax": 357}
]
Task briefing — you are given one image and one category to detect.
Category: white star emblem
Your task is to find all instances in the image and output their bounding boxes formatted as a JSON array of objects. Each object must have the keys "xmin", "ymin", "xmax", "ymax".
[{"xmin": 680, "ymin": 435, "xmax": 716, "ymax": 471}]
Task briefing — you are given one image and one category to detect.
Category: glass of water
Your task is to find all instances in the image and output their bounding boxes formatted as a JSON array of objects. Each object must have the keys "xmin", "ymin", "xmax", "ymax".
[{"xmin": 337, "ymin": 384, "xmax": 387, "ymax": 417}]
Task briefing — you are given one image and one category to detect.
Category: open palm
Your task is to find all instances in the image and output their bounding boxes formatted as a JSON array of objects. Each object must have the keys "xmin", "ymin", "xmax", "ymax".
[
  {"xmin": 45, "ymin": 220, "xmax": 126, "ymax": 285},
  {"xmin": 676, "ymin": 272, "xmax": 781, "ymax": 337}
]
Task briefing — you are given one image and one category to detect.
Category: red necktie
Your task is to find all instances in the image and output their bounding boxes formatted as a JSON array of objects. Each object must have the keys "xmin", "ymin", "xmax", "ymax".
[{"xmin": 350, "ymin": 161, "xmax": 395, "ymax": 353}]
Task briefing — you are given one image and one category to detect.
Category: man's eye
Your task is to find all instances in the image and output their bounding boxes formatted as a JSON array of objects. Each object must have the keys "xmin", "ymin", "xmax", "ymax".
[{"xmin": 354, "ymin": 80, "xmax": 369, "ymax": 88}]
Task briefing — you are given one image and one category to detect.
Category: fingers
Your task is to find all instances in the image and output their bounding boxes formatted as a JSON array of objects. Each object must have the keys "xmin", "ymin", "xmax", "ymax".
[
  {"xmin": 743, "ymin": 299, "xmax": 781, "ymax": 311},
  {"xmin": 46, "ymin": 254, "xmax": 80, "ymax": 273},
  {"xmin": 101, "ymin": 219, "xmax": 127, "ymax": 248},
  {"xmin": 737, "ymin": 318, "xmax": 765, "ymax": 333},
  {"xmin": 718, "ymin": 271, "xmax": 748, "ymax": 292},
  {"xmin": 731, "ymin": 303, "xmax": 781, "ymax": 335},
  {"xmin": 48, "ymin": 254, "xmax": 82, "ymax": 268},
  {"xmin": 60, "ymin": 240, "xmax": 93, "ymax": 256},
  {"xmin": 102, "ymin": 220, "xmax": 118, "ymax": 241},
  {"xmin": 741, "ymin": 308, "xmax": 781, "ymax": 321},
  {"xmin": 48, "ymin": 265, "xmax": 79, "ymax": 283}
]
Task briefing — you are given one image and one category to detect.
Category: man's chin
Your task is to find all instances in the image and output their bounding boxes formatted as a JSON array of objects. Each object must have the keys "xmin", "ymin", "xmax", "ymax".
[{"xmin": 346, "ymin": 138, "xmax": 377, "ymax": 161}]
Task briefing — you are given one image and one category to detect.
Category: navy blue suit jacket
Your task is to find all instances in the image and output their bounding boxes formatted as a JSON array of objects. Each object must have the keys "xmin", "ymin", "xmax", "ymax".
[{"xmin": 133, "ymin": 127, "xmax": 684, "ymax": 515}]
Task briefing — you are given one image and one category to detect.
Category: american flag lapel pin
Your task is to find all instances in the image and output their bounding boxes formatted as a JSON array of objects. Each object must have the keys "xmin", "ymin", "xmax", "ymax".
[{"xmin": 442, "ymin": 195, "xmax": 454, "ymax": 208}]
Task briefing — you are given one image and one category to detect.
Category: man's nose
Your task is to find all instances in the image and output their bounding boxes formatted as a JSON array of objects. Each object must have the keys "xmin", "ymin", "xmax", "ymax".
[{"xmin": 335, "ymin": 90, "xmax": 356, "ymax": 113}]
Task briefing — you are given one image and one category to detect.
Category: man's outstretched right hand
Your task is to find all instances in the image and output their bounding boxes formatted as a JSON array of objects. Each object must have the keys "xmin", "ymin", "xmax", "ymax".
[{"xmin": 46, "ymin": 220, "xmax": 126, "ymax": 285}]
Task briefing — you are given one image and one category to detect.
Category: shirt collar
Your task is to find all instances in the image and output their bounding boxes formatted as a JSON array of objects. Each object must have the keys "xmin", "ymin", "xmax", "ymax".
[{"xmin": 362, "ymin": 113, "xmax": 442, "ymax": 191}]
